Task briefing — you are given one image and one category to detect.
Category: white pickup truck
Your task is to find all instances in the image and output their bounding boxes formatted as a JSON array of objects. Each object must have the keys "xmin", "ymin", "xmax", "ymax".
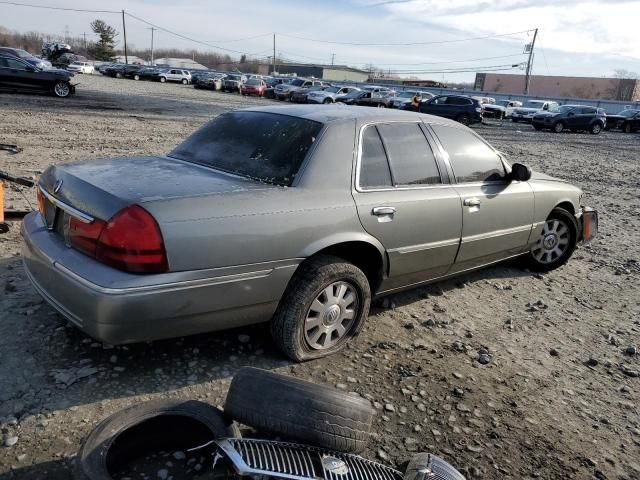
[{"xmin": 511, "ymin": 100, "xmax": 559, "ymax": 123}]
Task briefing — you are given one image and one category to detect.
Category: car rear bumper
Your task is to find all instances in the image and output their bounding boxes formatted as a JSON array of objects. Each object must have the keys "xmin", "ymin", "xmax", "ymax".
[{"xmin": 21, "ymin": 212, "xmax": 299, "ymax": 344}]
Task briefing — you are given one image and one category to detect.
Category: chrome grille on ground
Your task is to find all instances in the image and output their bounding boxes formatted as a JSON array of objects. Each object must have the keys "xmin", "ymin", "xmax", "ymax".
[{"xmin": 215, "ymin": 438, "xmax": 403, "ymax": 480}]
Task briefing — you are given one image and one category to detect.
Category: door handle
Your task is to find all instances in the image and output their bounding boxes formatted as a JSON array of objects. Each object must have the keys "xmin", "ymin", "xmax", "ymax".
[
  {"xmin": 372, "ymin": 206, "xmax": 396, "ymax": 216},
  {"xmin": 463, "ymin": 198, "xmax": 481, "ymax": 207}
]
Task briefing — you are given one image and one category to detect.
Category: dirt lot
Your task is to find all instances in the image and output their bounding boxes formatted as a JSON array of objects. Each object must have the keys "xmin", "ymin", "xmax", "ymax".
[{"xmin": 0, "ymin": 74, "xmax": 639, "ymax": 480}]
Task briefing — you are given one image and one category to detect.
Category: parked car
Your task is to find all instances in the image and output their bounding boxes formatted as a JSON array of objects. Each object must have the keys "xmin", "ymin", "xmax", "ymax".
[
  {"xmin": 0, "ymin": 47, "xmax": 52, "ymax": 70},
  {"xmin": 419, "ymin": 95, "xmax": 483, "ymax": 125},
  {"xmin": 194, "ymin": 73, "xmax": 226, "ymax": 90},
  {"xmin": 133, "ymin": 66, "xmax": 161, "ymax": 81},
  {"xmin": 221, "ymin": 73, "xmax": 247, "ymax": 92},
  {"xmin": 66, "ymin": 61, "xmax": 94, "ymax": 74},
  {"xmin": 604, "ymin": 108, "xmax": 640, "ymax": 131},
  {"xmin": 103, "ymin": 64, "xmax": 127, "ymax": 78},
  {"xmin": 389, "ymin": 90, "xmax": 433, "ymax": 109},
  {"xmin": 0, "ymin": 53, "xmax": 75, "ymax": 97},
  {"xmin": 158, "ymin": 68, "xmax": 191, "ymax": 84},
  {"xmin": 351, "ymin": 90, "xmax": 393, "ymax": 108},
  {"xmin": 307, "ymin": 85, "xmax": 360, "ymax": 104},
  {"xmin": 482, "ymin": 99, "xmax": 522, "ymax": 119},
  {"xmin": 121, "ymin": 64, "xmax": 144, "ymax": 80},
  {"xmin": 274, "ymin": 78, "xmax": 325, "ymax": 101},
  {"xmin": 511, "ymin": 100, "xmax": 559, "ymax": 123},
  {"xmin": 532, "ymin": 104, "xmax": 606, "ymax": 134},
  {"xmin": 24, "ymin": 106, "xmax": 597, "ymax": 361},
  {"xmin": 240, "ymin": 78, "xmax": 267, "ymax": 97},
  {"xmin": 290, "ymin": 85, "xmax": 325, "ymax": 103}
]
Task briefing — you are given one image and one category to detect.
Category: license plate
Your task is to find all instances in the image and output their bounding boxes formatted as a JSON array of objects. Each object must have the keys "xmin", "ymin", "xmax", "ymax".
[{"xmin": 43, "ymin": 198, "xmax": 58, "ymax": 230}]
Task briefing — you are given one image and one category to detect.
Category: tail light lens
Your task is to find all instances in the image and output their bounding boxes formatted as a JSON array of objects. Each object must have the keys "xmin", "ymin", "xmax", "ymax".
[
  {"xmin": 96, "ymin": 205, "xmax": 168, "ymax": 274},
  {"xmin": 67, "ymin": 205, "xmax": 168, "ymax": 274},
  {"xmin": 37, "ymin": 189, "xmax": 45, "ymax": 216}
]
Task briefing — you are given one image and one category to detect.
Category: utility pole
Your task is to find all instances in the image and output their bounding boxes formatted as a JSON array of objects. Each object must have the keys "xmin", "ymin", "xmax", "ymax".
[
  {"xmin": 122, "ymin": 10, "xmax": 128, "ymax": 64},
  {"xmin": 524, "ymin": 27, "xmax": 538, "ymax": 95},
  {"xmin": 148, "ymin": 27, "xmax": 155, "ymax": 65},
  {"xmin": 82, "ymin": 32, "xmax": 87, "ymax": 50},
  {"xmin": 331, "ymin": 53, "xmax": 335, "ymax": 65},
  {"xmin": 272, "ymin": 33, "xmax": 276, "ymax": 75}
]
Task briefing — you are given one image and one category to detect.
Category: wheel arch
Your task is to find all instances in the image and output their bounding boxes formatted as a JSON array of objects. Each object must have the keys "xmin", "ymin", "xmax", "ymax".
[
  {"xmin": 554, "ymin": 200, "xmax": 576, "ymax": 216},
  {"xmin": 299, "ymin": 234, "xmax": 387, "ymax": 294}
]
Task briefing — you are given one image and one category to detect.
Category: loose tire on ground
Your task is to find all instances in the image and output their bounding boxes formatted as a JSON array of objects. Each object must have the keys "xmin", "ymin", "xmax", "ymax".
[
  {"xmin": 76, "ymin": 399, "xmax": 239, "ymax": 480},
  {"xmin": 523, "ymin": 207, "xmax": 578, "ymax": 272},
  {"xmin": 224, "ymin": 367, "xmax": 375, "ymax": 453},
  {"xmin": 270, "ymin": 254, "xmax": 371, "ymax": 362}
]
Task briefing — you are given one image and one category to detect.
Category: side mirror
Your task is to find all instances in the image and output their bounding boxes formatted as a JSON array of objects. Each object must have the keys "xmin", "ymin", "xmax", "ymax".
[{"xmin": 510, "ymin": 162, "xmax": 532, "ymax": 182}]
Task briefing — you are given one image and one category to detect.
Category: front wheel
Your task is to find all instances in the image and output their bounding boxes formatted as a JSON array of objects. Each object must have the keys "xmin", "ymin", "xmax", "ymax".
[
  {"xmin": 52, "ymin": 81, "xmax": 71, "ymax": 98},
  {"xmin": 133, "ymin": 74, "xmax": 140, "ymax": 81},
  {"xmin": 456, "ymin": 113, "xmax": 470, "ymax": 126},
  {"xmin": 590, "ymin": 122, "xmax": 603, "ymax": 135},
  {"xmin": 159, "ymin": 77, "xmax": 166, "ymax": 83},
  {"xmin": 624, "ymin": 123, "xmax": 633, "ymax": 133},
  {"xmin": 322, "ymin": 97, "xmax": 332, "ymax": 104},
  {"xmin": 523, "ymin": 208, "xmax": 578, "ymax": 272},
  {"xmin": 271, "ymin": 255, "xmax": 371, "ymax": 362},
  {"xmin": 553, "ymin": 121, "xmax": 565, "ymax": 133}
]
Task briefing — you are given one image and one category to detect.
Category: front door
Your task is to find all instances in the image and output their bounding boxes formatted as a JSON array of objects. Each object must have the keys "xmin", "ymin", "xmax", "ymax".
[
  {"xmin": 352, "ymin": 121, "xmax": 462, "ymax": 291},
  {"xmin": 429, "ymin": 123, "xmax": 535, "ymax": 271},
  {"xmin": 0, "ymin": 56, "xmax": 38, "ymax": 91}
]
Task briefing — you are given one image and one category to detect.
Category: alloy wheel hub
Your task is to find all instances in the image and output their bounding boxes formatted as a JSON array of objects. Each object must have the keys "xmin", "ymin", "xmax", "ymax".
[{"xmin": 304, "ymin": 281, "xmax": 358, "ymax": 350}]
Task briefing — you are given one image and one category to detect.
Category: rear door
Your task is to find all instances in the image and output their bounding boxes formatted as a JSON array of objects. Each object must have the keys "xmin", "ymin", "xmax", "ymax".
[
  {"xmin": 352, "ymin": 121, "xmax": 462, "ymax": 290},
  {"xmin": 429, "ymin": 123, "xmax": 534, "ymax": 271}
]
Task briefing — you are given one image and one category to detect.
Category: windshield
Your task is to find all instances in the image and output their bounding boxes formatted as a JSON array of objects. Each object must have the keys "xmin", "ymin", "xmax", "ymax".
[
  {"xmin": 290, "ymin": 79, "xmax": 305, "ymax": 86},
  {"xmin": 325, "ymin": 87, "xmax": 340, "ymax": 93},
  {"xmin": 523, "ymin": 101, "xmax": 545, "ymax": 109},
  {"xmin": 15, "ymin": 49, "xmax": 32, "ymax": 59},
  {"xmin": 228, "ymin": 75, "xmax": 240, "ymax": 80},
  {"xmin": 550, "ymin": 105, "xmax": 573, "ymax": 113},
  {"xmin": 398, "ymin": 92, "xmax": 417, "ymax": 98},
  {"xmin": 620, "ymin": 109, "xmax": 639, "ymax": 117},
  {"xmin": 498, "ymin": 100, "xmax": 511, "ymax": 107},
  {"xmin": 246, "ymin": 79, "xmax": 261, "ymax": 86},
  {"xmin": 344, "ymin": 89, "xmax": 362, "ymax": 98},
  {"xmin": 169, "ymin": 112, "xmax": 323, "ymax": 187}
]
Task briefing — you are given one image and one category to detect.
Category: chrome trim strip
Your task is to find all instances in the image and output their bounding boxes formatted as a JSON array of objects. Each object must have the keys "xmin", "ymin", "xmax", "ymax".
[
  {"xmin": 53, "ymin": 263, "xmax": 276, "ymax": 295},
  {"xmin": 461, "ymin": 224, "xmax": 532, "ymax": 244},
  {"xmin": 38, "ymin": 185, "xmax": 94, "ymax": 224},
  {"xmin": 388, "ymin": 238, "xmax": 460, "ymax": 254}
]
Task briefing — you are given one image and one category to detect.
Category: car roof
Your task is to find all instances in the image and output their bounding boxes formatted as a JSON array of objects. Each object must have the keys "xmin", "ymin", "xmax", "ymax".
[{"xmin": 242, "ymin": 104, "xmax": 461, "ymax": 127}]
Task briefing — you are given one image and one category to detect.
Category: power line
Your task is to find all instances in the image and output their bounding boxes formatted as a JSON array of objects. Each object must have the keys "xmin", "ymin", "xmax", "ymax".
[
  {"xmin": 0, "ymin": 1, "xmax": 119, "ymax": 13},
  {"xmin": 203, "ymin": 33, "xmax": 272, "ymax": 43},
  {"xmin": 276, "ymin": 29, "xmax": 535, "ymax": 47}
]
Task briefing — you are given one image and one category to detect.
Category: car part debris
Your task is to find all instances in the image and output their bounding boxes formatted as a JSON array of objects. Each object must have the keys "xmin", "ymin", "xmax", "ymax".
[
  {"xmin": 224, "ymin": 367, "xmax": 375, "ymax": 453},
  {"xmin": 0, "ymin": 144, "xmax": 22, "ymax": 154},
  {"xmin": 404, "ymin": 452, "xmax": 466, "ymax": 480}
]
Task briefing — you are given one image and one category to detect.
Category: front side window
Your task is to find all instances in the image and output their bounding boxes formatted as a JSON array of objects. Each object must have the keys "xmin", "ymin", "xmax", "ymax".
[
  {"xmin": 377, "ymin": 123, "xmax": 440, "ymax": 186},
  {"xmin": 0, "ymin": 57, "xmax": 27, "ymax": 69},
  {"xmin": 169, "ymin": 112, "xmax": 323, "ymax": 186},
  {"xmin": 431, "ymin": 124, "xmax": 505, "ymax": 183},
  {"xmin": 431, "ymin": 96, "xmax": 448, "ymax": 105},
  {"xmin": 359, "ymin": 126, "xmax": 392, "ymax": 189}
]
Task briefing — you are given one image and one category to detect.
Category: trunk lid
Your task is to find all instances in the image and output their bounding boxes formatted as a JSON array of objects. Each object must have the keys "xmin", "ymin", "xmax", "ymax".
[{"xmin": 39, "ymin": 155, "xmax": 274, "ymax": 222}]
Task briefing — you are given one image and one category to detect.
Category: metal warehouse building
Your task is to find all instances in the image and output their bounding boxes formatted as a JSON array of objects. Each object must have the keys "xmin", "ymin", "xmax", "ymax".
[
  {"xmin": 255, "ymin": 63, "xmax": 369, "ymax": 82},
  {"xmin": 475, "ymin": 73, "xmax": 640, "ymax": 101}
]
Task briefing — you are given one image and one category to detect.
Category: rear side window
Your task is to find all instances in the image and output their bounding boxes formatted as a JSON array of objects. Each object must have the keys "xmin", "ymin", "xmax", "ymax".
[
  {"xmin": 581, "ymin": 107, "xmax": 596, "ymax": 114},
  {"xmin": 169, "ymin": 111, "xmax": 323, "ymax": 186},
  {"xmin": 359, "ymin": 126, "xmax": 392, "ymax": 188},
  {"xmin": 431, "ymin": 125, "xmax": 505, "ymax": 183},
  {"xmin": 446, "ymin": 97, "xmax": 471, "ymax": 105},
  {"xmin": 377, "ymin": 123, "xmax": 440, "ymax": 186}
]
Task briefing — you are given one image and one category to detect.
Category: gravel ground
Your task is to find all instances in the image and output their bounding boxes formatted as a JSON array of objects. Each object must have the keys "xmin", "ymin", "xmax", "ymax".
[{"xmin": 0, "ymin": 74, "xmax": 639, "ymax": 480}]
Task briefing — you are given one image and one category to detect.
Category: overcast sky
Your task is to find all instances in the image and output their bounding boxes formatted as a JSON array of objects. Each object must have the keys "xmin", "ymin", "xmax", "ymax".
[{"xmin": 2, "ymin": 0, "xmax": 639, "ymax": 81}]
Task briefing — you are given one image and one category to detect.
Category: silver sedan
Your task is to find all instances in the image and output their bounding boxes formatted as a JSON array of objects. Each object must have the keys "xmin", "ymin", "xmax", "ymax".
[{"xmin": 23, "ymin": 105, "xmax": 598, "ymax": 361}]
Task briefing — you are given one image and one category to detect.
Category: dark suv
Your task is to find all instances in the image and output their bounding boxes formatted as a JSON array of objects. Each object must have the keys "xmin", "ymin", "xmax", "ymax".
[
  {"xmin": 532, "ymin": 105, "xmax": 606, "ymax": 134},
  {"xmin": 419, "ymin": 95, "xmax": 483, "ymax": 125}
]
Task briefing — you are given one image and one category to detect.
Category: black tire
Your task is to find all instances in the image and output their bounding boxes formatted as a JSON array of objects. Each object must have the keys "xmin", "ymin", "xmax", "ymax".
[
  {"xmin": 323, "ymin": 97, "xmax": 332, "ymax": 104},
  {"xmin": 159, "ymin": 77, "xmax": 166, "ymax": 83},
  {"xmin": 133, "ymin": 75, "xmax": 140, "ymax": 81},
  {"xmin": 624, "ymin": 122, "xmax": 632, "ymax": 133},
  {"xmin": 456, "ymin": 114, "xmax": 470, "ymax": 126},
  {"xmin": 77, "ymin": 399, "xmax": 239, "ymax": 480},
  {"xmin": 182, "ymin": 78, "xmax": 188, "ymax": 85},
  {"xmin": 52, "ymin": 81, "xmax": 71, "ymax": 98},
  {"xmin": 523, "ymin": 207, "xmax": 578, "ymax": 272},
  {"xmin": 289, "ymin": 92, "xmax": 295, "ymax": 102},
  {"xmin": 271, "ymin": 254, "xmax": 371, "ymax": 362},
  {"xmin": 553, "ymin": 121, "xmax": 565, "ymax": 133},
  {"xmin": 224, "ymin": 367, "xmax": 375, "ymax": 453},
  {"xmin": 589, "ymin": 122, "xmax": 603, "ymax": 135},
  {"xmin": 404, "ymin": 453, "xmax": 466, "ymax": 480}
]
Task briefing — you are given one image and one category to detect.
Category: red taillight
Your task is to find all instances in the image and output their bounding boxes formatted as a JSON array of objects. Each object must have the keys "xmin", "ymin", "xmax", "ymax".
[
  {"xmin": 69, "ymin": 216, "xmax": 106, "ymax": 256},
  {"xmin": 37, "ymin": 189, "xmax": 45, "ymax": 216},
  {"xmin": 96, "ymin": 205, "xmax": 168, "ymax": 274}
]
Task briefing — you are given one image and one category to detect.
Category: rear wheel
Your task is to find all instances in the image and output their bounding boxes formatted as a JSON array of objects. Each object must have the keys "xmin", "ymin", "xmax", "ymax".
[
  {"xmin": 181, "ymin": 78, "xmax": 188, "ymax": 85},
  {"xmin": 133, "ymin": 74, "xmax": 140, "ymax": 81},
  {"xmin": 590, "ymin": 122, "xmax": 603, "ymax": 135},
  {"xmin": 553, "ymin": 121, "xmax": 565, "ymax": 133},
  {"xmin": 159, "ymin": 77, "xmax": 166, "ymax": 83},
  {"xmin": 524, "ymin": 208, "xmax": 578, "ymax": 272},
  {"xmin": 271, "ymin": 254, "xmax": 371, "ymax": 362},
  {"xmin": 456, "ymin": 113, "xmax": 470, "ymax": 126},
  {"xmin": 624, "ymin": 122, "xmax": 633, "ymax": 133},
  {"xmin": 322, "ymin": 97, "xmax": 332, "ymax": 104}
]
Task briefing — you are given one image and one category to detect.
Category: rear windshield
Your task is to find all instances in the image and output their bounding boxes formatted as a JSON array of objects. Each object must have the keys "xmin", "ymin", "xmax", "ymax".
[{"xmin": 169, "ymin": 111, "xmax": 323, "ymax": 186}]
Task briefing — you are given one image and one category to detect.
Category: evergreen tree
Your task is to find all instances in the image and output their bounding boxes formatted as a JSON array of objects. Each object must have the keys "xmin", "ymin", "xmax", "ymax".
[{"xmin": 89, "ymin": 19, "xmax": 117, "ymax": 61}]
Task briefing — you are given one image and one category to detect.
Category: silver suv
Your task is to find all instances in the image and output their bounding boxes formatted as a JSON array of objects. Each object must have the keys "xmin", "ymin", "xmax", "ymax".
[
  {"xmin": 158, "ymin": 69, "xmax": 191, "ymax": 85},
  {"xmin": 275, "ymin": 78, "xmax": 325, "ymax": 100}
]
